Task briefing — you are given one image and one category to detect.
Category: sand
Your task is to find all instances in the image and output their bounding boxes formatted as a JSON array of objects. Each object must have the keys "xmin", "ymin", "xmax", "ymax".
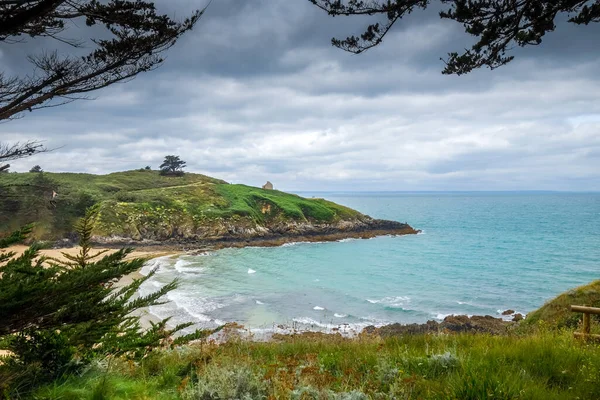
[{"xmin": 3, "ymin": 244, "xmax": 164, "ymax": 263}]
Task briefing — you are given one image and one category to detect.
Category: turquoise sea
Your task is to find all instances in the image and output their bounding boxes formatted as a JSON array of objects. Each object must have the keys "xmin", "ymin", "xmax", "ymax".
[{"xmin": 138, "ymin": 192, "xmax": 600, "ymax": 334}]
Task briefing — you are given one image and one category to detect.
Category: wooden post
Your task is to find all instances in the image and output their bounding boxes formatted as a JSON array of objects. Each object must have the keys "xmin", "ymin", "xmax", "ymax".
[
  {"xmin": 570, "ymin": 305, "xmax": 600, "ymax": 342},
  {"xmin": 583, "ymin": 312, "xmax": 590, "ymax": 335}
]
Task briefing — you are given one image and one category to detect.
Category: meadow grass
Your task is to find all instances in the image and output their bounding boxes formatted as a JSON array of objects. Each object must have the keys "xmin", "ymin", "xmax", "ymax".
[
  {"xmin": 0, "ymin": 171, "xmax": 364, "ymax": 239},
  {"xmin": 214, "ymin": 184, "xmax": 361, "ymax": 222},
  {"xmin": 32, "ymin": 330, "xmax": 600, "ymax": 399}
]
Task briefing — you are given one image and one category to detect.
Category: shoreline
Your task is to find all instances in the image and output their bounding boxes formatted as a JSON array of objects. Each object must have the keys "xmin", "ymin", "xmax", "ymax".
[
  {"xmin": 4, "ymin": 229, "xmax": 522, "ymax": 341},
  {"xmin": 87, "ymin": 223, "xmax": 419, "ymax": 253},
  {"xmin": 2, "ymin": 245, "xmax": 170, "ymax": 264}
]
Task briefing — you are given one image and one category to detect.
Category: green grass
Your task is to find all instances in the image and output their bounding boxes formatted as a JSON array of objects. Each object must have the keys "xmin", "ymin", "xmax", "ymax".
[
  {"xmin": 214, "ymin": 184, "xmax": 361, "ymax": 222},
  {"xmin": 0, "ymin": 170, "xmax": 365, "ymax": 239},
  {"xmin": 32, "ymin": 330, "xmax": 600, "ymax": 399},
  {"xmin": 522, "ymin": 280, "xmax": 600, "ymax": 330}
]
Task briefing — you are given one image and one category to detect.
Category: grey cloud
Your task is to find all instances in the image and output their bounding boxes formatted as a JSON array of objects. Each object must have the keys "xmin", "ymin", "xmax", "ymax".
[{"xmin": 3, "ymin": 0, "xmax": 600, "ymax": 191}]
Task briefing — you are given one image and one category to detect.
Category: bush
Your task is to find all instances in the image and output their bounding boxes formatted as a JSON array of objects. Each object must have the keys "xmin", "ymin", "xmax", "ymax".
[
  {"xmin": 183, "ymin": 365, "xmax": 267, "ymax": 400},
  {"xmin": 0, "ymin": 207, "xmax": 216, "ymax": 397},
  {"xmin": 159, "ymin": 170, "xmax": 185, "ymax": 177}
]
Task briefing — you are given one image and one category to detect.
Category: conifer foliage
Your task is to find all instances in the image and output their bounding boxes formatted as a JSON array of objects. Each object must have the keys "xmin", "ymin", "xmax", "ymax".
[
  {"xmin": 159, "ymin": 155, "xmax": 187, "ymax": 176},
  {"xmin": 311, "ymin": 0, "xmax": 600, "ymax": 74},
  {"xmin": 0, "ymin": 206, "xmax": 214, "ymax": 397}
]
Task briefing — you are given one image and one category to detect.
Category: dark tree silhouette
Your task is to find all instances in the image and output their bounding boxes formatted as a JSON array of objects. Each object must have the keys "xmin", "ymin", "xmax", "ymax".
[
  {"xmin": 159, "ymin": 155, "xmax": 186, "ymax": 176},
  {"xmin": 0, "ymin": 0, "xmax": 204, "ymax": 121},
  {"xmin": 29, "ymin": 165, "xmax": 43, "ymax": 173},
  {"xmin": 0, "ymin": 141, "xmax": 48, "ymax": 171},
  {"xmin": 310, "ymin": 0, "xmax": 600, "ymax": 75}
]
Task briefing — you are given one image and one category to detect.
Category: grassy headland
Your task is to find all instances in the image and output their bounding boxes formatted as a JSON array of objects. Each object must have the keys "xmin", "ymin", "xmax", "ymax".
[
  {"xmin": 522, "ymin": 280, "xmax": 600, "ymax": 330},
  {"xmin": 32, "ymin": 329, "xmax": 600, "ymax": 400},
  {"xmin": 0, "ymin": 170, "xmax": 416, "ymax": 246}
]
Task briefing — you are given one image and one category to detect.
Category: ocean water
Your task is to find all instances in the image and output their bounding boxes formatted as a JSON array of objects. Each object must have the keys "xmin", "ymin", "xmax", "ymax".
[{"xmin": 138, "ymin": 192, "xmax": 600, "ymax": 334}]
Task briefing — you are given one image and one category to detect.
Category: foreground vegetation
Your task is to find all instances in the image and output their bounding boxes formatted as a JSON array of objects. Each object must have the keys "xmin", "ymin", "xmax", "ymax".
[
  {"xmin": 24, "ymin": 278, "xmax": 600, "ymax": 399},
  {"xmin": 32, "ymin": 329, "xmax": 600, "ymax": 400},
  {"xmin": 0, "ymin": 209, "xmax": 215, "ymax": 398},
  {"xmin": 0, "ymin": 170, "xmax": 362, "ymax": 240}
]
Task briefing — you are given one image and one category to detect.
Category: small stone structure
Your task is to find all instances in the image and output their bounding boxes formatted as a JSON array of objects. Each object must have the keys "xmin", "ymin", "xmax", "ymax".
[{"xmin": 262, "ymin": 181, "xmax": 273, "ymax": 190}]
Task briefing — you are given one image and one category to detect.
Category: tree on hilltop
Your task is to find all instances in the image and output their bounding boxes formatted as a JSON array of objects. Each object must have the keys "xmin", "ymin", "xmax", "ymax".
[
  {"xmin": 159, "ymin": 155, "xmax": 186, "ymax": 176},
  {"xmin": 29, "ymin": 165, "xmax": 43, "ymax": 173},
  {"xmin": 310, "ymin": 0, "xmax": 600, "ymax": 75}
]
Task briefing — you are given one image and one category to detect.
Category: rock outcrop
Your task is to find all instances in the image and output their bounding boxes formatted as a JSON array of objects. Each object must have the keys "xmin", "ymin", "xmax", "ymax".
[
  {"xmin": 364, "ymin": 314, "xmax": 512, "ymax": 337},
  {"xmin": 92, "ymin": 217, "xmax": 419, "ymax": 249}
]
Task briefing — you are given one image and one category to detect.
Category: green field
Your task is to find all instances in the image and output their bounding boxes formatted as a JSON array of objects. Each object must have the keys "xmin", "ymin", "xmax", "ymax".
[
  {"xmin": 31, "ymin": 329, "xmax": 600, "ymax": 400},
  {"xmin": 0, "ymin": 170, "xmax": 363, "ymax": 240}
]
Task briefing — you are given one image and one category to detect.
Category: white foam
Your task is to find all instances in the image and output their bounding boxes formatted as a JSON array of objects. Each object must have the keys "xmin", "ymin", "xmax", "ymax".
[
  {"xmin": 313, "ymin": 306, "xmax": 325, "ymax": 311},
  {"xmin": 433, "ymin": 313, "xmax": 475, "ymax": 321},
  {"xmin": 417, "ymin": 230, "xmax": 426, "ymax": 235},
  {"xmin": 334, "ymin": 313, "xmax": 347, "ymax": 318},
  {"xmin": 281, "ymin": 241, "xmax": 327, "ymax": 247},
  {"xmin": 174, "ymin": 259, "xmax": 193, "ymax": 269},
  {"xmin": 255, "ymin": 300, "xmax": 265, "ymax": 305},
  {"xmin": 292, "ymin": 317, "xmax": 373, "ymax": 333},
  {"xmin": 292, "ymin": 317, "xmax": 337, "ymax": 329},
  {"xmin": 247, "ymin": 268, "xmax": 256, "ymax": 274},
  {"xmin": 139, "ymin": 255, "xmax": 173, "ymax": 276},
  {"xmin": 174, "ymin": 259, "xmax": 204, "ymax": 274},
  {"xmin": 366, "ymin": 296, "xmax": 411, "ymax": 307}
]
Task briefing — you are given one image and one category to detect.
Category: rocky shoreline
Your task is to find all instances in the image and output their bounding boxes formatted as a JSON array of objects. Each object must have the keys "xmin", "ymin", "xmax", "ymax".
[
  {"xmin": 364, "ymin": 314, "xmax": 517, "ymax": 337},
  {"xmin": 81, "ymin": 217, "xmax": 419, "ymax": 251}
]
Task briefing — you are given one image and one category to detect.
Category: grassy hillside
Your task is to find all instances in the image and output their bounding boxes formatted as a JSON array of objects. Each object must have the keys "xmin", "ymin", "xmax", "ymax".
[
  {"xmin": 32, "ymin": 330, "xmax": 600, "ymax": 399},
  {"xmin": 0, "ymin": 170, "xmax": 363, "ymax": 240},
  {"xmin": 523, "ymin": 280, "xmax": 600, "ymax": 330}
]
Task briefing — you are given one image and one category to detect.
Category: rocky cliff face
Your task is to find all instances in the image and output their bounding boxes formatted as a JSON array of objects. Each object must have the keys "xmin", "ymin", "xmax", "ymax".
[{"xmin": 93, "ymin": 216, "xmax": 419, "ymax": 248}]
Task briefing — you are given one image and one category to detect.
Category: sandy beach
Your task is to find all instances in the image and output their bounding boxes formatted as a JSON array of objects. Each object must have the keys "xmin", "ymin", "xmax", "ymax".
[{"xmin": 3, "ymin": 244, "xmax": 166, "ymax": 263}]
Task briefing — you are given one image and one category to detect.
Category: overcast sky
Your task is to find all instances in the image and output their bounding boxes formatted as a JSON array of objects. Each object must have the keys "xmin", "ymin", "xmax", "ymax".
[{"xmin": 2, "ymin": 0, "xmax": 599, "ymax": 191}]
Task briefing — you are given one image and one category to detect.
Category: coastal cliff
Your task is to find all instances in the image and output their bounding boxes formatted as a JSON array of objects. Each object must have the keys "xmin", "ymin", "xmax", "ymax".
[{"xmin": 0, "ymin": 170, "xmax": 418, "ymax": 247}]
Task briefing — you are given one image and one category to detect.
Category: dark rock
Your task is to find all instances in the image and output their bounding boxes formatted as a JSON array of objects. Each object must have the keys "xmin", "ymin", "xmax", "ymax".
[
  {"xmin": 375, "ymin": 320, "xmax": 440, "ymax": 337},
  {"xmin": 366, "ymin": 315, "xmax": 511, "ymax": 337},
  {"xmin": 441, "ymin": 315, "xmax": 508, "ymax": 335},
  {"xmin": 512, "ymin": 313, "xmax": 524, "ymax": 322},
  {"xmin": 363, "ymin": 325, "xmax": 377, "ymax": 334},
  {"xmin": 502, "ymin": 309, "xmax": 515, "ymax": 315}
]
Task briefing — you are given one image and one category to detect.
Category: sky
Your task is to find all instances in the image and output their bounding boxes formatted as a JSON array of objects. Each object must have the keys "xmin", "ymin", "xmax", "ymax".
[{"xmin": 1, "ymin": 0, "xmax": 600, "ymax": 191}]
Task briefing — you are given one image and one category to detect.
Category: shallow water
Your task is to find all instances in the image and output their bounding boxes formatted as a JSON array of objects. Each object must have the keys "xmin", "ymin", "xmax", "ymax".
[{"xmin": 138, "ymin": 192, "xmax": 600, "ymax": 334}]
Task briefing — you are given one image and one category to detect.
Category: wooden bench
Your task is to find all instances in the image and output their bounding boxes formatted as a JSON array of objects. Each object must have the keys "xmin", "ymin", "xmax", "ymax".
[{"xmin": 570, "ymin": 305, "xmax": 600, "ymax": 340}]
